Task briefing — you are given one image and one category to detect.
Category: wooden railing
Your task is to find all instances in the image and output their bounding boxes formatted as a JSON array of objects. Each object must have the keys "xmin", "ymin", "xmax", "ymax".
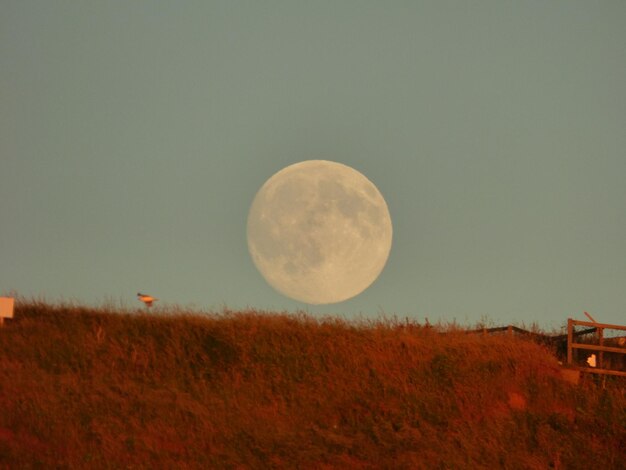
[
  {"xmin": 463, "ymin": 320, "xmax": 626, "ymax": 378},
  {"xmin": 567, "ymin": 319, "xmax": 626, "ymax": 377}
]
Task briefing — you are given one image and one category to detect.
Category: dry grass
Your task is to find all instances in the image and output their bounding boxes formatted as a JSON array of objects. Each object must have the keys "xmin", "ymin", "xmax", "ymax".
[{"xmin": 0, "ymin": 300, "xmax": 624, "ymax": 469}]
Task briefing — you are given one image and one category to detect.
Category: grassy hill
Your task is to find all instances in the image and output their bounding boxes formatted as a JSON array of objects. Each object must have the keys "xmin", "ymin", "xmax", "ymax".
[{"xmin": 0, "ymin": 302, "xmax": 624, "ymax": 469}]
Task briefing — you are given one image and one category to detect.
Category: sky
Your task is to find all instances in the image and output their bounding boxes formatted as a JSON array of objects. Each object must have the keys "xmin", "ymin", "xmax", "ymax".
[{"xmin": 2, "ymin": 1, "xmax": 625, "ymax": 328}]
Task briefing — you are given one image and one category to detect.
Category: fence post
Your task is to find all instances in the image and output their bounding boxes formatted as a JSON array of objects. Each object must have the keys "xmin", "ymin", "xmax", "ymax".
[
  {"xmin": 567, "ymin": 318, "xmax": 573, "ymax": 366},
  {"xmin": 598, "ymin": 326, "xmax": 604, "ymax": 370}
]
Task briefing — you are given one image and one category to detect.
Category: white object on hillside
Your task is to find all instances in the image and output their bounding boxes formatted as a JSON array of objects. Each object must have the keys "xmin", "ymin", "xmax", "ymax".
[
  {"xmin": 0, "ymin": 297, "xmax": 15, "ymax": 326},
  {"xmin": 137, "ymin": 293, "xmax": 158, "ymax": 308},
  {"xmin": 586, "ymin": 354, "xmax": 597, "ymax": 368}
]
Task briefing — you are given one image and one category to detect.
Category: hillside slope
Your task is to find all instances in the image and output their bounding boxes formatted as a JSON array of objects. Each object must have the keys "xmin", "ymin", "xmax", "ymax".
[{"xmin": 0, "ymin": 302, "xmax": 624, "ymax": 469}]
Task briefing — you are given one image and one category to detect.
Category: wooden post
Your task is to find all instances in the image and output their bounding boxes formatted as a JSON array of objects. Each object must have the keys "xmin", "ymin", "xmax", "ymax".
[
  {"xmin": 507, "ymin": 325, "xmax": 513, "ymax": 337},
  {"xmin": 598, "ymin": 326, "xmax": 604, "ymax": 370},
  {"xmin": 567, "ymin": 318, "xmax": 573, "ymax": 366},
  {"xmin": 584, "ymin": 311, "xmax": 597, "ymax": 323}
]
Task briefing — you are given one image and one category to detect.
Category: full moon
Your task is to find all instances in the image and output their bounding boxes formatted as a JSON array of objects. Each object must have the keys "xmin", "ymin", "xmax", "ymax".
[{"xmin": 247, "ymin": 160, "xmax": 393, "ymax": 304}]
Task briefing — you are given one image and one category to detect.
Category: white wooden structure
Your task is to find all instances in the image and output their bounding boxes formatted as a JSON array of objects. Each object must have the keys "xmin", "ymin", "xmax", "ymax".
[{"xmin": 0, "ymin": 297, "xmax": 15, "ymax": 326}]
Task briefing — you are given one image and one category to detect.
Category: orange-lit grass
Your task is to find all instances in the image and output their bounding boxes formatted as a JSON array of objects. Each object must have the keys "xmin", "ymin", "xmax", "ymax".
[{"xmin": 0, "ymin": 301, "xmax": 624, "ymax": 469}]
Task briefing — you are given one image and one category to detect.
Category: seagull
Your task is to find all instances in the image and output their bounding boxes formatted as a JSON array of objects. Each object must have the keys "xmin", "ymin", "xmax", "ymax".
[{"xmin": 137, "ymin": 293, "xmax": 158, "ymax": 308}]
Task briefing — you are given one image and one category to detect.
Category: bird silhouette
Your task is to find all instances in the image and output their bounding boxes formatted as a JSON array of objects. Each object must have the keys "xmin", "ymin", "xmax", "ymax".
[{"xmin": 137, "ymin": 293, "xmax": 158, "ymax": 308}]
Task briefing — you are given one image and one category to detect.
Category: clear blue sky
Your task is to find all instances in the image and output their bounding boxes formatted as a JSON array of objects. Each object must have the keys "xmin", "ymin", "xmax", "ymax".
[{"xmin": 2, "ymin": 1, "xmax": 625, "ymax": 328}]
